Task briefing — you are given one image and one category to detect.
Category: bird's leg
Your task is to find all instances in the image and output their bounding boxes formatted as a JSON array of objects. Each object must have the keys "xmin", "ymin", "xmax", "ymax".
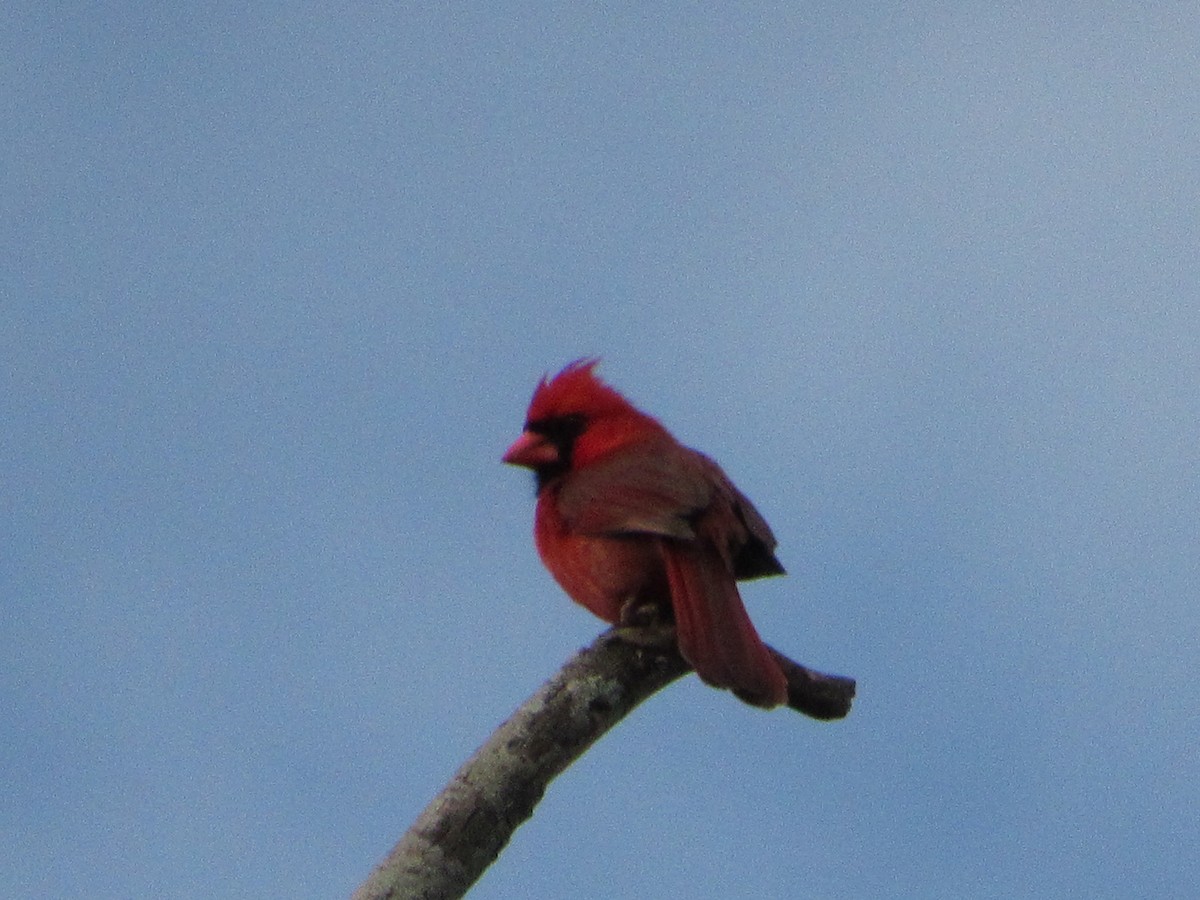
[{"xmin": 612, "ymin": 596, "xmax": 677, "ymax": 649}]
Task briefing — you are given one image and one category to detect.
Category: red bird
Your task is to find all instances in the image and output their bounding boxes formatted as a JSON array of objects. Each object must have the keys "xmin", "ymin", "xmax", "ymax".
[{"xmin": 503, "ymin": 359, "xmax": 793, "ymax": 709}]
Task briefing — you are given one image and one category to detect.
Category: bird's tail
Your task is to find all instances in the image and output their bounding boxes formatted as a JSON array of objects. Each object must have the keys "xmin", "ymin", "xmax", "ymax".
[{"xmin": 661, "ymin": 541, "xmax": 788, "ymax": 708}]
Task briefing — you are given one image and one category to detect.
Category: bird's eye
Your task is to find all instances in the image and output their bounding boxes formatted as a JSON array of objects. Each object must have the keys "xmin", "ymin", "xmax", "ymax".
[{"xmin": 528, "ymin": 413, "xmax": 586, "ymax": 443}]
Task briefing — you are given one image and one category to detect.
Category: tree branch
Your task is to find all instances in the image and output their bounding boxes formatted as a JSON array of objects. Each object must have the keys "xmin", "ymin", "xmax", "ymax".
[{"xmin": 351, "ymin": 630, "xmax": 854, "ymax": 900}]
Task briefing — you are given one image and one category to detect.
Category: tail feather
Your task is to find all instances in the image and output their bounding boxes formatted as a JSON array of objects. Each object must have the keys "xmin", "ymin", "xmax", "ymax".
[{"xmin": 661, "ymin": 541, "xmax": 788, "ymax": 708}]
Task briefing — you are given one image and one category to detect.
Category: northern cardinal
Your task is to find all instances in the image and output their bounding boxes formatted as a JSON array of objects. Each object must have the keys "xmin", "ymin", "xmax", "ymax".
[{"xmin": 503, "ymin": 359, "xmax": 799, "ymax": 709}]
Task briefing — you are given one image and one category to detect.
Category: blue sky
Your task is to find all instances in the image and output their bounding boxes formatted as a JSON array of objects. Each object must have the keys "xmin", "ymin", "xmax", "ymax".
[{"xmin": 4, "ymin": 4, "xmax": 1198, "ymax": 898}]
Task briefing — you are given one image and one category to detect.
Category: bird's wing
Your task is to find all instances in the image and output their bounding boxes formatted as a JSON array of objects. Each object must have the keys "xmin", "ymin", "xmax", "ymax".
[{"xmin": 554, "ymin": 441, "xmax": 713, "ymax": 541}]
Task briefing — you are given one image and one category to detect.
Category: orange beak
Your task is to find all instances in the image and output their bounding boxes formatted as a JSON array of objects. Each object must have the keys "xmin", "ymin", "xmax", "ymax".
[{"xmin": 502, "ymin": 430, "xmax": 560, "ymax": 469}]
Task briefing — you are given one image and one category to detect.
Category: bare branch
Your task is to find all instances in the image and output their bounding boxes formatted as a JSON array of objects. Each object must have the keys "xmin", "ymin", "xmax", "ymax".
[
  {"xmin": 767, "ymin": 645, "xmax": 857, "ymax": 720},
  {"xmin": 351, "ymin": 631, "xmax": 854, "ymax": 900}
]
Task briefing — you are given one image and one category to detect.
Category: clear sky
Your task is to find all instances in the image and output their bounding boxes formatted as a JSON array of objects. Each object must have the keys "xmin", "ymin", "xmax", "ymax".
[{"xmin": 4, "ymin": 4, "xmax": 1198, "ymax": 898}]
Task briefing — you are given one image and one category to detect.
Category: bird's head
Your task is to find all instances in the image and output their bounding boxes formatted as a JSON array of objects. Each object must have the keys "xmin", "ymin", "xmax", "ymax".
[{"xmin": 503, "ymin": 359, "xmax": 665, "ymax": 486}]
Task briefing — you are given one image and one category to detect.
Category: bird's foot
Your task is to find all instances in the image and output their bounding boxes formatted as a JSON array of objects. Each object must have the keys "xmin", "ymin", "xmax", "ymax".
[{"xmin": 613, "ymin": 599, "xmax": 676, "ymax": 649}]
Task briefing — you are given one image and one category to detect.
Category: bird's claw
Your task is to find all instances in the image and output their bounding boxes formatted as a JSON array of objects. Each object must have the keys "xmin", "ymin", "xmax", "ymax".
[
  {"xmin": 613, "ymin": 598, "xmax": 677, "ymax": 648},
  {"xmin": 612, "ymin": 622, "xmax": 678, "ymax": 649}
]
